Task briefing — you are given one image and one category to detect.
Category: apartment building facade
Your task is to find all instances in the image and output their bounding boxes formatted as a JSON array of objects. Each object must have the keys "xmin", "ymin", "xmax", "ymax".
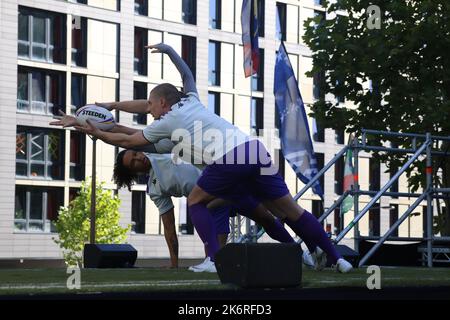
[{"xmin": 0, "ymin": 0, "xmax": 427, "ymax": 261}]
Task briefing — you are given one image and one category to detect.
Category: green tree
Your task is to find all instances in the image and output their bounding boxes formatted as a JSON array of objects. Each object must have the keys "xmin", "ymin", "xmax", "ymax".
[
  {"xmin": 304, "ymin": 0, "xmax": 450, "ymax": 235},
  {"xmin": 53, "ymin": 179, "xmax": 130, "ymax": 267}
]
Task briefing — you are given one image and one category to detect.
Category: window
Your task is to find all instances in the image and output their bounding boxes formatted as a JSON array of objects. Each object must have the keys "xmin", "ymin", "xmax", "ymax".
[
  {"xmin": 389, "ymin": 165, "xmax": 399, "ymax": 199},
  {"xmin": 71, "ymin": 73, "xmax": 86, "ymax": 114},
  {"xmin": 208, "ymin": 41, "xmax": 220, "ymax": 86},
  {"xmin": 313, "ymin": 118, "xmax": 325, "ymax": 142},
  {"xmin": 250, "ymin": 97, "xmax": 263, "ymax": 135},
  {"xmin": 134, "ymin": 27, "xmax": 148, "ymax": 76},
  {"xmin": 314, "ymin": 10, "xmax": 326, "ymax": 28},
  {"xmin": 251, "ymin": 49, "xmax": 264, "ymax": 91},
  {"xmin": 132, "ymin": 191, "xmax": 146, "ymax": 234},
  {"xmin": 133, "ymin": 82, "xmax": 148, "ymax": 125},
  {"xmin": 69, "ymin": 187, "xmax": 80, "ymax": 203},
  {"xmin": 15, "ymin": 186, "xmax": 63, "ymax": 232},
  {"xmin": 135, "ymin": 0, "xmax": 148, "ymax": 15},
  {"xmin": 17, "ymin": 67, "xmax": 65, "ymax": 115},
  {"xmin": 422, "ymin": 205, "xmax": 439, "ymax": 237},
  {"xmin": 390, "ymin": 204, "xmax": 399, "ymax": 237},
  {"xmin": 71, "ymin": 16, "xmax": 87, "ymax": 67},
  {"xmin": 255, "ymin": 0, "xmax": 265, "ymax": 37},
  {"xmin": 18, "ymin": 7, "xmax": 65, "ymax": 64},
  {"xmin": 16, "ymin": 127, "xmax": 65, "ymax": 180},
  {"xmin": 70, "ymin": 131, "xmax": 85, "ymax": 181},
  {"xmin": 369, "ymin": 207, "xmax": 380, "ymax": 236},
  {"xmin": 313, "ymin": 71, "xmax": 325, "ymax": 100},
  {"xmin": 182, "ymin": 36, "xmax": 197, "ymax": 81},
  {"xmin": 369, "ymin": 158, "xmax": 380, "ymax": 192},
  {"xmin": 276, "ymin": 2, "xmax": 286, "ymax": 41},
  {"xmin": 369, "ymin": 80, "xmax": 382, "ymax": 106},
  {"xmin": 312, "ymin": 200, "xmax": 324, "ymax": 220},
  {"xmin": 182, "ymin": 0, "xmax": 197, "ymax": 25},
  {"xmin": 208, "ymin": 92, "xmax": 220, "ymax": 115},
  {"xmin": 71, "ymin": 0, "xmax": 118, "ymax": 10},
  {"xmin": 334, "ymin": 208, "xmax": 342, "ymax": 235},
  {"xmin": 337, "ymin": 93, "xmax": 345, "ymax": 104},
  {"xmin": 422, "ymin": 206, "xmax": 428, "ymax": 237},
  {"xmin": 209, "ymin": 0, "xmax": 221, "ymax": 29},
  {"xmin": 314, "ymin": 0, "xmax": 324, "ymax": 6},
  {"xmin": 335, "ymin": 129, "xmax": 345, "ymax": 144},
  {"xmin": 336, "ymin": 79, "xmax": 345, "ymax": 103},
  {"xmin": 316, "ymin": 153, "xmax": 325, "ymax": 192},
  {"xmin": 334, "ymin": 156, "xmax": 344, "ymax": 195},
  {"xmin": 18, "ymin": 11, "xmax": 29, "ymax": 56}
]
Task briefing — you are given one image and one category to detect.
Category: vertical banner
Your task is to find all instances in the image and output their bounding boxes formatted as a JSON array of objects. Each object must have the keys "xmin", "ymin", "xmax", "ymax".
[
  {"xmin": 241, "ymin": 0, "xmax": 260, "ymax": 77},
  {"xmin": 274, "ymin": 43, "xmax": 323, "ymax": 197}
]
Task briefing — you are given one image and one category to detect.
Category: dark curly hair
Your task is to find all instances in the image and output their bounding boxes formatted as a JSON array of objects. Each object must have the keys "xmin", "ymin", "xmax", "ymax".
[{"xmin": 113, "ymin": 150, "xmax": 138, "ymax": 191}]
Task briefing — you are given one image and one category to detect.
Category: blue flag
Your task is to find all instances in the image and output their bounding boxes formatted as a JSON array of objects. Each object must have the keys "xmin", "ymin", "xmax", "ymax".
[{"xmin": 274, "ymin": 43, "xmax": 323, "ymax": 197}]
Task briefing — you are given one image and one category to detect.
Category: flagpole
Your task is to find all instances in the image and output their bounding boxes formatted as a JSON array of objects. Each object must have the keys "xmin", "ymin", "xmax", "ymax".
[
  {"xmin": 241, "ymin": 0, "xmax": 259, "ymax": 243},
  {"xmin": 248, "ymin": 0, "xmax": 256, "ymax": 243},
  {"xmin": 90, "ymin": 137, "xmax": 96, "ymax": 244},
  {"xmin": 353, "ymin": 138, "xmax": 360, "ymax": 253},
  {"xmin": 248, "ymin": 58, "xmax": 255, "ymax": 243}
]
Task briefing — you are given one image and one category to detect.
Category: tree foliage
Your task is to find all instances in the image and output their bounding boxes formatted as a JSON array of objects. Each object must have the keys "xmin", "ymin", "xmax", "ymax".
[
  {"xmin": 304, "ymin": 0, "xmax": 450, "ymax": 234},
  {"xmin": 53, "ymin": 179, "xmax": 130, "ymax": 267}
]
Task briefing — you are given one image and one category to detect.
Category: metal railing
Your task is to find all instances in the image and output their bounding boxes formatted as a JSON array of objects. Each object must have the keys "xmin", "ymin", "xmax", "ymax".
[{"xmin": 231, "ymin": 129, "xmax": 450, "ymax": 268}]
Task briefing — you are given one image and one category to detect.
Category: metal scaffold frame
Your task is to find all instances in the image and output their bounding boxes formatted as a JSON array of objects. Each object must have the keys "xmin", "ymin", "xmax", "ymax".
[{"xmin": 232, "ymin": 129, "xmax": 450, "ymax": 268}]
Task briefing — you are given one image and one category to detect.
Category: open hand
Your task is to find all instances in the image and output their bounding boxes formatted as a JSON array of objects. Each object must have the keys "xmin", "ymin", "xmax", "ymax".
[
  {"xmin": 74, "ymin": 119, "xmax": 101, "ymax": 137},
  {"xmin": 145, "ymin": 43, "xmax": 171, "ymax": 54},
  {"xmin": 49, "ymin": 110, "xmax": 79, "ymax": 128}
]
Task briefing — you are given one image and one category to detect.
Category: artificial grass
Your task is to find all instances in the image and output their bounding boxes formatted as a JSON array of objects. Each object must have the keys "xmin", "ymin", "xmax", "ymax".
[{"xmin": 0, "ymin": 267, "xmax": 449, "ymax": 296}]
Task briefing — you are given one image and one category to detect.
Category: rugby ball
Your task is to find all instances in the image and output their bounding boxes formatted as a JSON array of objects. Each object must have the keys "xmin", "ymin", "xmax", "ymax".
[{"xmin": 75, "ymin": 104, "xmax": 115, "ymax": 131}]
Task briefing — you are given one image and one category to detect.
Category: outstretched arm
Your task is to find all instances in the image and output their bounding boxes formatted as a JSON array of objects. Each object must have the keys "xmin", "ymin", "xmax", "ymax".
[
  {"xmin": 50, "ymin": 111, "xmax": 141, "ymax": 135},
  {"xmin": 95, "ymin": 100, "xmax": 149, "ymax": 114},
  {"xmin": 75, "ymin": 120, "xmax": 149, "ymax": 149},
  {"xmin": 54, "ymin": 112, "xmax": 175, "ymax": 154},
  {"xmin": 146, "ymin": 43, "xmax": 198, "ymax": 95},
  {"xmin": 49, "ymin": 110, "xmax": 79, "ymax": 128},
  {"xmin": 133, "ymin": 138, "xmax": 175, "ymax": 154},
  {"xmin": 111, "ymin": 124, "xmax": 140, "ymax": 135}
]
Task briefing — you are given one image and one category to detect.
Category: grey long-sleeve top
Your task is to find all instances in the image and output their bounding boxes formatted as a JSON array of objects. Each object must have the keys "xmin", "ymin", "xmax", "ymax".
[{"xmin": 154, "ymin": 43, "xmax": 198, "ymax": 95}]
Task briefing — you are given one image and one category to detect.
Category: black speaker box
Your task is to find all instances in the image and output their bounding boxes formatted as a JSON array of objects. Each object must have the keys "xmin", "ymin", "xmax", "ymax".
[
  {"xmin": 359, "ymin": 240, "xmax": 422, "ymax": 266},
  {"xmin": 83, "ymin": 244, "xmax": 137, "ymax": 268},
  {"xmin": 215, "ymin": 243, "xmax": 302, "ymax": 288}
]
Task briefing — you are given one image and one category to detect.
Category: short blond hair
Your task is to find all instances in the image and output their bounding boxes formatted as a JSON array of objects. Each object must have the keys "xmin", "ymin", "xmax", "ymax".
[{"xmin": 150, "ymin": 83, "xmax": 185, "ymax": 106}]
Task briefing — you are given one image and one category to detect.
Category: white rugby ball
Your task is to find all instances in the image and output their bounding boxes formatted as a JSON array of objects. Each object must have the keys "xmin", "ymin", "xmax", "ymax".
[{"xmin": 75, "ymin": 104, "xmax": 115, "ymax": 131}]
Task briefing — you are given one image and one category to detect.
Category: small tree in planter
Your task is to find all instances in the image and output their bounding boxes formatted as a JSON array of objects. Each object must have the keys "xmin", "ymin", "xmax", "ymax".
[{"xmin": 53, "ymin": 179, "xmax": 130, "ymax": 267}]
